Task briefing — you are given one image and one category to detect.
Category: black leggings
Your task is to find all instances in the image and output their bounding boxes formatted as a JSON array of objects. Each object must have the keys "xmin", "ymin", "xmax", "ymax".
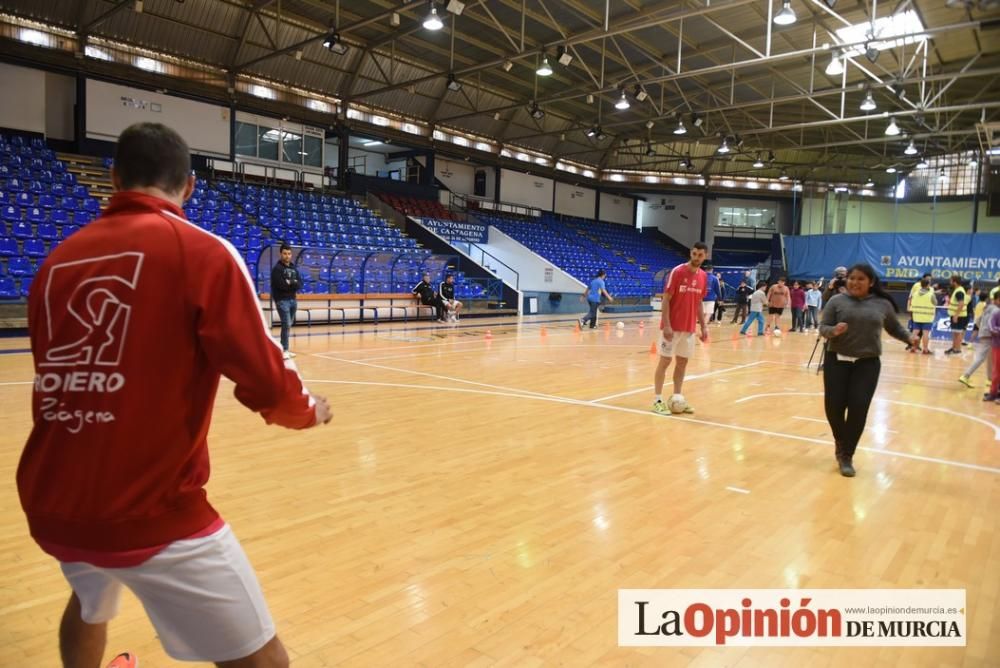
[{"xmin": 822, "ymin": 352, "xmax": 881, "ymax": 458}]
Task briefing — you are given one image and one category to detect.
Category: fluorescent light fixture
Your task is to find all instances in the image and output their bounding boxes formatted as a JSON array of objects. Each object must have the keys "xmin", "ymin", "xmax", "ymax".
[
  {"xmin": 825, "ymin": 54, "xmax": 844, "ymax": 76},
  {"xmin": 860, "ymin": 88, "xmax": 876, "ymax": 111},
  {"xmin": 773, "ymin": 1, "xmax": 796, "ymax": 26},
  {"xmin": 904, "ymin": 140, "xmax": 917, "ymax": 155},
  {"xmin": 135, "ymin": 56, "xmax": 163, "ymax": 73},
  {"xmin": 885, "ymin": 166, "xmax": 897, "ymax": 173},
  {"xmin": 363, "ymin": 140, "xmax": 383, "ymax": 147},
  {"xmin": 536, "ymin": 55, "xmax": 553, "ymax": 77},
  {"xmin": 884, "ymin": 116, "xmax": 900, "ymax": 136},
  {"xmin": 19, "ymin": 29, "xmax": 51, "ymax": 47},
  {"xmin": 615, "ymin": 90, "xmax": 630, "ymax": 110},
  {"xmin": 84, "ymin": 45, "xmax": 112, "ymax": 61},
  {"xmin": 307, "ymin": 99, "xmax": 330, "ymax": 112},
  {"xmin": 673, "ymin": 119, "xmax": 687, "ymax": 135},
  {"xmin": 423, "ymin": 6, "xmax": 444, "ymax": 31},
  {"xmin": 834, "ymin": 186, "xmax": 848, "ymax": 192}
]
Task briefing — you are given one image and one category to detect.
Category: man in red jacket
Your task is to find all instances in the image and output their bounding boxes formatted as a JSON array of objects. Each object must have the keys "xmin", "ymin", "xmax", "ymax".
[{"xmin": 17, "ymin": 122, "xmax": 332, "ymax": 667}]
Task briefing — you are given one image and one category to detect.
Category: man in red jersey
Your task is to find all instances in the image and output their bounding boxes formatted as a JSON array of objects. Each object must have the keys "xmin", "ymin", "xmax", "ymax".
[
  {"xmin": 652, "ymin": 241, "xmax": 710, "ymax": 415},
  {"xmin": 17, "ymin": 123, "xmax": 332, "ymax": 667}
]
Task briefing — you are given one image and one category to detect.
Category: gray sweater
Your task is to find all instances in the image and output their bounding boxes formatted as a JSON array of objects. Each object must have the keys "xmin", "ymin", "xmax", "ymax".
[{"xmin": 820, "ymin": 293, "xmax": 911, "ymax": 358}]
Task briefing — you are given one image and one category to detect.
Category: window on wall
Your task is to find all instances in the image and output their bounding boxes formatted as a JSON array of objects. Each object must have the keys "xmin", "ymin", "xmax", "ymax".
[
  {"xmin": 717, "ymin": 206, "xmax": 776, "ymax": 229},
  {"xmin": 235, "ymin": 121, "xmax": 257, "ymax": 157},
  {"xmin": 281, "ymin": 130, "xmax": 303, "ymax": 164},
  {"xmin": 258, "ymin": 125, "xmax": 279, "ymax": 161},
  {"xmin": 303, "ymin": 135, "xmax": 322, "ymax": 168}
]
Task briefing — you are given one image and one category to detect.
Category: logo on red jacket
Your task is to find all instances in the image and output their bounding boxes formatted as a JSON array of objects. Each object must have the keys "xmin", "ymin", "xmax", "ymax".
[{"xmin": 41, "ymin": 253, "xmax": 145, "ymax": 368}]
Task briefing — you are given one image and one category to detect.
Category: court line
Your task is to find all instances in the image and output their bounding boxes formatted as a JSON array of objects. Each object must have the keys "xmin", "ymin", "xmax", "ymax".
[
  {"xmin": 0, "ymin": 380, "xmax": 32, "ymax": 386},
  {"xmin": 740, "ymin": 392, "xmax": 1000, "ymax": 441},
  {"xmin": 586, "ymin": 361, "xmax": 764, "ymax": 403},
  {"xmin": 725, "ymin": 486, "xmax": 751, "ymax": 494},
  {"xmin": 302, "ymin": 379, "xmax": 1000, "ymax": 475},
  {"xmin": 792, "ymin": 415, "xmax": 898, "ymax": 435}
]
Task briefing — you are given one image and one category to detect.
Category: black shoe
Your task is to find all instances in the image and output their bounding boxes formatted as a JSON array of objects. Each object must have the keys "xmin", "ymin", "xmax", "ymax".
[{"xmin": 838, "ymin": 458, "xmax": 856, "ymax": 477}]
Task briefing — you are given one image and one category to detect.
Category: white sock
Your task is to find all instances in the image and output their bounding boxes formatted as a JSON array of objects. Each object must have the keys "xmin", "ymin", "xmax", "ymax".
[{"xmin": 655, "ymin": 394, "xmax": 662, "ymax": 403}]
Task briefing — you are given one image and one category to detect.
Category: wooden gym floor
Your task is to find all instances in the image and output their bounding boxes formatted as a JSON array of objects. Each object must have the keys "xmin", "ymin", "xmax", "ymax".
[{"xmin": 1, "ymin": 313, "xmax": 998, "ymax": 666}]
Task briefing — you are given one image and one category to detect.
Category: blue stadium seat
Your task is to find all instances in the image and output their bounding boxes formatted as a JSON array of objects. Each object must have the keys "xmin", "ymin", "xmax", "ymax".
[
  {"xmin": 2, "ymin": 205, "xmax": 20, "ymax": 222},
  {"xmin": 0, "ymin": 277, "xmax": 18, "ymax": 299},
  {"xmin": 27, "ymin": 207, "xmax": 46, "ymax": 224},
  {"xmin": 38, "ymin": 222, "xmax": 59, "ymax": 240},
  {"xmin": 15, "ymin": 192, "xmax": 32, "ymax": 207},
  {"xmin": 38, "ymin": 194, "xmax": 56, "ymax": 208},
  {"xmin": 20, "ymin": 276, "xmax": 32, "ymax": 297},
  {"xmin": 0, "ymin": 237, "xmax": 17, "ymax": 256},
  {"xmin": 23, "ymin": 238, "xmax": 45, "ymax": 257},
  {"xmin": 12, "ymin": 221, "xmax": 32, "ymax": 239},
  {"xmin": 8, "ymin": 257, "xmax": 33, "ymax": 276},
  {"xmin": 49, "ymin": 209, "xmax": 68, "ymax": 226}
]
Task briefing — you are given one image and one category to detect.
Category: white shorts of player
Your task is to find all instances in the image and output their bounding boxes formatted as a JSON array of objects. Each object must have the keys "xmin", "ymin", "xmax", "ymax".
[
  {"xmin": 658, "ymin": 330, "xmax": 696, "ymax": 359},
  {"xmin": 701, "ymin": 301, "xmax": 716, "ymax": 318},
  {"xmin": 60, "ymin": 524, "xmax": 274, "ymax": 663}
]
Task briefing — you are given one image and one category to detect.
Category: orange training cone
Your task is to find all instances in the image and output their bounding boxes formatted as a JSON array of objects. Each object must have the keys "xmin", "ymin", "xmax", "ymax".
[
  {"xmin": 485, "ymin": 329, "xmax": 493, "ymax": 340},
  {"xmin": 540, "ymin": 326, "xmax": 547, "ymax": 337},
  {"xmin": 649, "ymin": 341, "xmax": 657, "ymax": 354},
  {"xmin": 574, "ymin": 321, "xmax": 581, "ymax": 332}
]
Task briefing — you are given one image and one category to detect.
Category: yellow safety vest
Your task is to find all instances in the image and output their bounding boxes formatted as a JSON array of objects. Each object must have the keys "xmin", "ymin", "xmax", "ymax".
[
  {"xmin": 948, "ymin": 287, "xmax": 966, "ymax": 318},
  {"xmin": 910, "ymin": 288, "xmax": 936, "ymax": 324}
]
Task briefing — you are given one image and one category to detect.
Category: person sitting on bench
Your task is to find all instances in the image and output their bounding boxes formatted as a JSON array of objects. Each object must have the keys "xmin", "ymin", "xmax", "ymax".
[{"xmin": 411, "ymin": 272, "xmax": 447, "ymax": 322}]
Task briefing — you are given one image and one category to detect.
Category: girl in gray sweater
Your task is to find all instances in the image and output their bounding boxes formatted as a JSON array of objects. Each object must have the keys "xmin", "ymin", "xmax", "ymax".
[{"xmin": 819, "ymin": 263, "xmax": 918, "ymax": 477}]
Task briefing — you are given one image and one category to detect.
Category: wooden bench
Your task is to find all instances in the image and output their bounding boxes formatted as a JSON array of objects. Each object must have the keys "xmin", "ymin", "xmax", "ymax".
[{"xmin": 259, "ymin": 293, "xmax": 436, "ymax": 325}]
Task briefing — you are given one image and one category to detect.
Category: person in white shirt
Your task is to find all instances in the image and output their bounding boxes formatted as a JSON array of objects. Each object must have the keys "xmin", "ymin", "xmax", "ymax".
[{"xmin": 739, "ymin": 281, "xmax": 768, "ymax": 336}]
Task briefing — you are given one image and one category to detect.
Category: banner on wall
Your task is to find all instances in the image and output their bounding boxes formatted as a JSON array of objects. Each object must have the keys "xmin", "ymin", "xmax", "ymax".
[
  {"xmin": 783, "ymin": 233, "xmax": 1000, "ymax": 281},
  {"xmin": 416, "ymin": 217, "xmax": 488, "ymax": 244}
]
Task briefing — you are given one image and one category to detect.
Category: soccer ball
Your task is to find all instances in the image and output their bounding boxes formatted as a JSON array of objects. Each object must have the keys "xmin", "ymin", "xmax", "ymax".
[
  {"xmin": 774, "ymin": 329, "xmax": 782, "ymax": 337},
  {"xmin": 616, "ymin": 321, "xmax": 625, "ymax": 329},
  {"xmin": 667, "ymin": 394, "xmax": 688, "ymax": 414}
]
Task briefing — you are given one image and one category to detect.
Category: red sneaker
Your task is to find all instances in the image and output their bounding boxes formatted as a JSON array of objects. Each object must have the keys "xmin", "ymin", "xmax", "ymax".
[{"xmin": 106, "ymin": 653, "xmax": 138, "ymax": 668}]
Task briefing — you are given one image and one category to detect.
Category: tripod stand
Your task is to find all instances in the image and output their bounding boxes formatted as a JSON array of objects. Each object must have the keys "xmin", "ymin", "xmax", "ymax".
[{"xmin": 807, "ymin": 334, "xmax": 828, "ymax": 374}]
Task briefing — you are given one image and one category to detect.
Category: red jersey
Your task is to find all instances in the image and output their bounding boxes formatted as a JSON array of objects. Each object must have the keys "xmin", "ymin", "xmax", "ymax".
[
  {"xmin": 662, "ymin": 263, "xmax": 707, "ymax": 332},
  {"xmin": 17, "ymin": 191, "xmax": 317, "ymax": 560}
]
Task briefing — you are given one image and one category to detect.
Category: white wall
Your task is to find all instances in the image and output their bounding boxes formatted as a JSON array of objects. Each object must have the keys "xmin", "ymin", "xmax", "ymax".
[
  {"xmin": 45, "ymin": 72, "xmax": 75, "ymax": 141},
  {"xmin": 435, "ymin": 158, "xmax": 475, "ymax": 195},
  {"xmin": 480, "ymin": 225, "xmax": 585, "ymax": 292},
  {"xmin": 554, "ymin": 182, "xmax": 596, "ymax": 218},
  {"xmin": 638, "ymin": 194, "xmax": 704, "ymax": 248},
  {"xmin": 86, "ymin": 79, "xmax": 230, "ymax": 157},
  {"xmin": 0, "ymin": 63, "xmax": 45, "ymax": 134},
  {"xmin": 599, "ymin": 192, "xmax": 635, "ymax": 226},
  {"xmin": 499, "ymin": 168, "xmax": 553, "ymax": 211}
]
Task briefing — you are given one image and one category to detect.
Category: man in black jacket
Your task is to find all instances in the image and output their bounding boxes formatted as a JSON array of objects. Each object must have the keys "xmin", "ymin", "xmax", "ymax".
[
  {"xmin": 270, "ymin": 243, "xmax": 301, "ymax": 358},
  {"xmin": 411, "ymin": 272, "xmax": 447, "ymax": 322},
  {"xmin": 730, "ymin": 279, "xmax": 752, "ymax": 324},
  {"xmin": 439, "ymin": 274, "xmax": 463, "ymax": 322}
]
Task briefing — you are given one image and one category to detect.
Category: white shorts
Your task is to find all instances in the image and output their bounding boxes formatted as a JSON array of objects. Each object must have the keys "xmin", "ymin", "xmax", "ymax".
[
  {"xmin": 658, "ymin": 330, "xmax": 696, "ymax": 358},
  {"xmin": 702, "ymin": 301, "xmax": 716, "ymax": 318},
  {"xmin": 60, "ymin": 524, "xmax": 275, "ymax": 663}
]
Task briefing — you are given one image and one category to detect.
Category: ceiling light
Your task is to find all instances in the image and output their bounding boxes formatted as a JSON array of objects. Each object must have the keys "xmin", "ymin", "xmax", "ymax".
[
  {"xmin": 904, "ymin": 140, "xmax": 917, "ymax": 156},
  {"xmin": 864, "ymin": 177, "xmax": 874, "ymax": 187},
  {"xmin": 556, "ymin": 46, "xmax": 572, "ymax": 66},
  {"xmin": 939, "ymin": 168, "xmax": 947, "ymax": 181},
  {"xmin": 864, "ymin": 42, "xmax": 879, "ymax": 63},
  {"xmin": 615, "ymin": 90, "xmax": 630, "ymax": 110},
  {"xmin": 322, "ymin": 31, "xmax": 349, "ymax": 55},
  {"xmin": 825, "ymin": 53, "xmax": 844, "ymax": 76},
  {"xmin": 536, "ymin": 55, "xmax": 553, "ymax": 76},
  {"xmin": 884, "ymin": 116, "xmax": 900, "ymax": 136},
  {"xmin": 645, "ymin": 120, "xmax": 655, "ymax": 130},
  {"xmin": 501, "ymin": 59, "xmax": 513, "ymax": 72},
  {"xmin": 915, "ymin": 156, "xmax": 929, "ymax": 169},
  {"xmin": 446, "ymin": 0, "xmax": 465, "ymax": 15},
  {"xmin": 717, "ymin": 137, "xmax": 730, "ymax": 154},
  {"xmin": 691, "ymin": 113, "xmax": 703, "ymax": 127},
  {"xmin": 585, "ymin": 126, "xmax": 597, "ymax": 138},
  {"xmin": 773, "ymin": 1, "xmax": 796, "ymax": 26},
  {"xmin": 595, "ymin": 128, "xmax": 606, "ymax": 141},
  {"xmin": 673, "ymin": 119, "xmax": 687, "ymax": 135},
  {"xmin": 528, "ymin": 102, "xmax": 545, "ymax": 120},
  {"xmin": 586, "ymin": 94, "xmax": 594, "ymax": 104},
  {"xmin": 779, "ymin": 170, "xmax": 789, "ymax": 180},
  {"xmin": 753, "ymin": 154, "xmax": 765, "ymax": 168},
  {"xmin": 969, "ymin": 154, "xmax": 980, "ymax": 165},
  {"xmin": 363, "ymin": 140, "xmax": 382, "ymax": 147},
  {"xmin": 423, "ymin": 5, "xmax": 444, "ymax": 31},
  {"xmin": 635, "ymin": 86, "xmax": 648, "ymax": 102},
  {"xmin": 645, "ymin": 143, "xmax": 656, "ymax": 157},
  {"xmin": 859, "ymin": 88, "xmax": 876, "ymax": 111},
  {"xmin": 446, "ymin": 73, "xmax": 461, "ymax": 91},
  {"xmin": 885, "ymin": 166, "xmax": 897, "ymax": 173}
]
